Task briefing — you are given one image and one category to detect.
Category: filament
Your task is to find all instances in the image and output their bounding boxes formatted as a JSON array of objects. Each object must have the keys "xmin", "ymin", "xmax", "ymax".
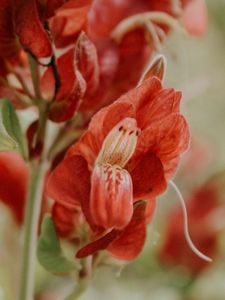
[{"xmin": 169, "ymin": 180, "xmax": 212, "ymax": 263}]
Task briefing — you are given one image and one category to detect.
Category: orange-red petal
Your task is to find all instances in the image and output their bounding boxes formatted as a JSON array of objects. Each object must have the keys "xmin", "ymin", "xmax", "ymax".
[
  {"xmin": 15, "ymin": 0, "xmax": 52, "ymax": 58},
  {"xmin": 90, "ymin": 164, "xmax": 133, "ymax": 229},
  {"xmin": 135, "ymin": 113, "xmax": 190, "ymax": 178},
  {"xmin": 76, "ymin": 201, "xmax": 147, "ymax": 259},
  {"xmin": 48, "ymin": 49, "xmax": 87, "ymax": 122},
  {"xmin": 52, "ymin": 203, "xmax": 82, "ymax": 239},
  {"xmin": 76, "ymin": 32, "xmax": 99, "ymax": 95},
  {"xmin": 67, "ymin": 100, "xmax": 135, "ymax": 166},
  {"xmin": 0, "ymin": 152, "xmax": 28, "ymax": 224},
  {"xmin": 107, "ymin": 201, "xmax": 147, "ymax": 260},
  {"xmin": 47, "ymin": 155, "xmax": 90, "ymax": 209},
  {"xmin": 136, "ymin": 88, "xmax": 181, "ymax": 128},
  {"xmin": 127, "ymin": 151, "xmax": 167, "ymax": 199},
  {"xmin": 49, "ymin": 0, "xmax": 92, "ymax": 48}
]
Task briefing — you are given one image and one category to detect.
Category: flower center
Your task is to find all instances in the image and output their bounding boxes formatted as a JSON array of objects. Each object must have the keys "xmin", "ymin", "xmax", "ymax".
[{"xmin": 96, "ymin": 117, "xmax": 140, "ymax": 168}]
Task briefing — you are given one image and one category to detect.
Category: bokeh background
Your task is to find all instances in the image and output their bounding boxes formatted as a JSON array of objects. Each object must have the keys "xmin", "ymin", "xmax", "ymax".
[{"xmin": 1, "ymin": 0, "xmax": 225, "ymax": 299}]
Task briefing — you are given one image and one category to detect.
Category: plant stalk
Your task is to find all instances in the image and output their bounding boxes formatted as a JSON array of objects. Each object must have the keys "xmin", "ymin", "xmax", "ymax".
[{"xmin": 17, "ymin": 160, "xmax": 48, "ymax": 300}]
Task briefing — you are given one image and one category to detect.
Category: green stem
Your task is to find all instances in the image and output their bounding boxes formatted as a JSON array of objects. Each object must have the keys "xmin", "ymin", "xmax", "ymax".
[
  {"xmin": 36, "ymin": 102, "xmax": 49, "ymax": 148},
  {"xmin": 18, "ymin": 161, "xmax": 48, "ymax": 300},
  {"xmin": 65, "ymin": 256, "xmax": 92, "ymax": 300},
  {"xmin": 65, "ymin": 279, "xmax": 88, "ymax": 300},
  {"xmin": 28, "ymin": 54, "xmax": 41, "ymax": 100}
]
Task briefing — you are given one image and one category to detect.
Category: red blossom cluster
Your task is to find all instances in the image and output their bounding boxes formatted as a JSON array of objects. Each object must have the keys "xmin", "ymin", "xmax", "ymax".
[
  {"xmin": 159, "ymin": 182, "xmax": 220, "ymax": 274},
  {"xmin": 0, "ymin": 0, "xmax": 208, "ymax": 283}
]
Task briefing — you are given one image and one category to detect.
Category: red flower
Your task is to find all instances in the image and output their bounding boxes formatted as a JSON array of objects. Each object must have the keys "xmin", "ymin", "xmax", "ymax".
[
  {"xmin": 0, "ymin": 0, "xmax": 207, "ymax": 123},
  {"xmin": 159, "ymin": 183, "xmax": 219, "ymax": 274},
  {"xmin": 47, "ymin": 76, "xmax": 189, "ymax": 260},
  {"xmin": 0, "ymin": 152, "xmax": 28, "ymax": 224}
]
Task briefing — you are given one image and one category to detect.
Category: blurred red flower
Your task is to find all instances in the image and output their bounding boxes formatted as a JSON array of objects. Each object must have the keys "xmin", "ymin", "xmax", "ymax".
[
  {"xmin": 0, "ymin": 0, "xmax": 207, "ymax": 122},
  {"xmin": 0, "ymin": 152, "xmax": 28, "ymax": 224},
  {"xmin": 159, "ymin": 182, "xmax": 219, "ymax": 274},
  {"xmin": 47, "ymin": 76, "xmax": 189, "ymax": 260}
]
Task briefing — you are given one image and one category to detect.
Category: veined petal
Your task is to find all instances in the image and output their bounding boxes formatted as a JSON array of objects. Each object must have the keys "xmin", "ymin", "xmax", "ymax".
[
  {"xmin": 107, "ymin": 201, "xmax": 147, "ymax": 260},
  {"xmin": 136, "ymin": 88, "xmax": 181, "ymax": 128},
  {"xmin": 76, "ymin": 200, "xmax": 147, "ymax": 259},
  {"xmin": 76, "ymin": 32, "xmax": 99, "ymax": 95},
  {"xmin": 47, "ymin": 155, "xmax": 90, "ymax": 209},
  {"xmin": 127, "ymin": 151, "xmax": 167, "ymax": 199},
  {"xmin": 90, "ymin": 163, "xmax": 133, "ymax": 229},
  {"xmin": 135, "ymin": 113, "xmax": 190, "ymax": 178},
  {"xmin": 67, "ymin": 78, "xmax": 162, "ymax": 167}
]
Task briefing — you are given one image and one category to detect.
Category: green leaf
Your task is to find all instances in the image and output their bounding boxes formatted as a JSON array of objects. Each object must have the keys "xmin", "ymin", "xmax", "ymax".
[
  {"xmin": 37, "ymin": 216, "xmax": 80, "ymax": 274},
  {"xmin": 0, "ymin": 99, "xmax": 28, "ymax": 158}
]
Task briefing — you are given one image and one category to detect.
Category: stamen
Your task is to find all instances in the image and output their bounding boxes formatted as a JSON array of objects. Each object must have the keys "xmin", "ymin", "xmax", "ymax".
[
  {"xmin": 169, "ymin": 181, "xmax": 212, "ymax": 263},
  {"xmin": 96, "ymin": 118, "xmax": 140, "ymax": 168}
]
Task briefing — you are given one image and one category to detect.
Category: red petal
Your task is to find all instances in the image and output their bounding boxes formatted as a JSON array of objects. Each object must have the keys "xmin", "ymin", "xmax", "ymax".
[
  {"xmin": 67, "ymin": 100, "xmax": 135, "ymax": 166},
  {"xmin": 76, "ymin": 229, "xmax": 119, "ymax": 258},
  {"xmin": 66, "ymin": 77, "xmax": 162, "ymax": 167},
  {"xmin": 136, "ymin": 88, "xmax": 181, "ymax": 128},
  {"xmin": 47, "ymin": 155, "xmax": 90, "ymax": 209},
  {"xmin": 127, "ymin": 151, "xmax": 167, "ymax": 199},
  {"xmin": 117, "ymin": 76, "xmax": 162, "ymax": 112},
  {"xmin": 45, "ymin": 0, "xmax": 65, "ymax": 18},
  {"xmin": 80, "ymin": 42, "xmax": 119, "ymax": 111},
  {"xmin": 88, "ymin": 0, "xmax": 154, "ymax": 42},
  {"xmin": 135, "ymin": 113, "xmax": 190, "ymax": 178},
  {"xmin": 42, "ymin": 48, "xmax": 78, "ymax": 101},
  {"xmin": 107, "ymin": 201, "xmax": 147, "ymax": 260},
  {"xmin": 90, "ymin": 164, "xmax": 133, "ymax": 229},
  {"xmin": 15, "ymin": 0, "xmax": 52, "ymax": 58},
  {"xmin": 0, "ymin": 0, "xmax": 18, "ymax": 58},
  {"xmin": 109, "ymin": 29, "xmax": 150, "ymax": 101},
  {"xmin": 0, "ymin": 152, "xmax": 28, "ymax": 224},
  {"xmin": 49, "ymin": 0, "xmax": 92, "ymax": 48},
  {"xmin": 48, "ymin": 70, "xmax": 86, "ymax": 122},
  {"xmin": 76, "ymin": 201, "xmax": 147, "ymax": 259},
  {"xmin": 76, "ymin": 32, "xmax": 99, "ymax": 95},
  {"xmin": 52, "ymin": 203, "xmax": 82, "ymax": 239}
]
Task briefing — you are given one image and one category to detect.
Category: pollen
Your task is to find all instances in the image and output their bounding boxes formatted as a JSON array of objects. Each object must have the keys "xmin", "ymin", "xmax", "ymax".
[{"xmin": 96, "ymin": 118, "xmax": 140, "ymax": 168}]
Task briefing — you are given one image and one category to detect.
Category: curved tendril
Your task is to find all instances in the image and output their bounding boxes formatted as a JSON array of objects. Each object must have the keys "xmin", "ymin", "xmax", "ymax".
[{"xmin": 169, "ymin": 180, "xmax": 212, "ymax": 263}]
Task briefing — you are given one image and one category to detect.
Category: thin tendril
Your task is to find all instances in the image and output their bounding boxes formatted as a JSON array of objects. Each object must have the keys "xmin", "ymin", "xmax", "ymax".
[{"xmin": 169, "ymin": 181, "xmax": 212, "ymax": 263}]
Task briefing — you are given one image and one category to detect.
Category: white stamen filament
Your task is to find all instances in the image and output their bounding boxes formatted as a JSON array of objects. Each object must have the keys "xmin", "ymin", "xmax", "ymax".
[
  {"xmin": 111, "ymin": 12, "xmax": 187, "ymax": 43},
  {"xmin": 169, "ymin": 180, "xmax": 212, "ymax": 263}
]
